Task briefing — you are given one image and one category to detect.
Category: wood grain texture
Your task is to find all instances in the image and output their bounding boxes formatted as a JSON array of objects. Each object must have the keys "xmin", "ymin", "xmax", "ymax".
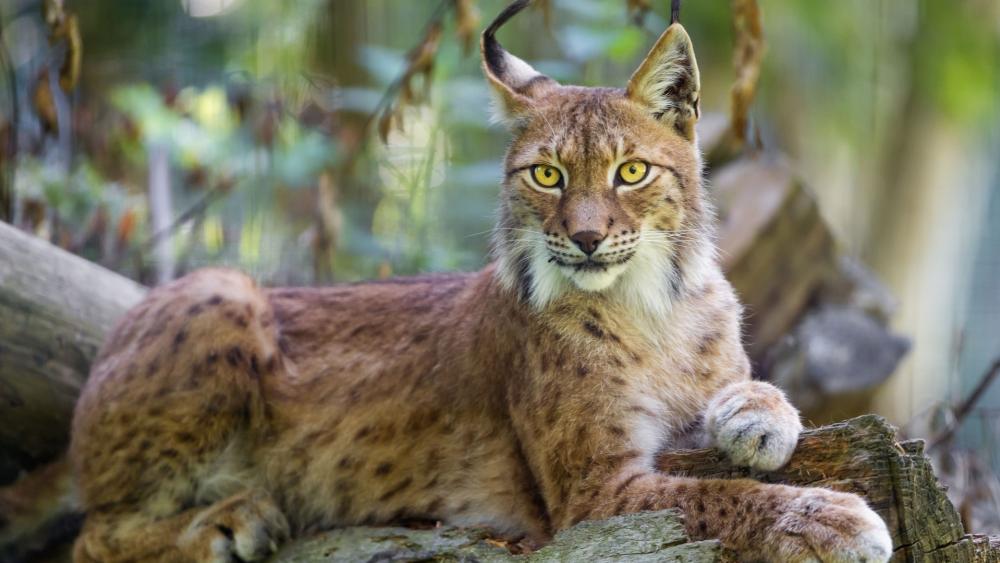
[{"xmin": 272, "ymin": 509, "xmax": 722, "ymax": 563}]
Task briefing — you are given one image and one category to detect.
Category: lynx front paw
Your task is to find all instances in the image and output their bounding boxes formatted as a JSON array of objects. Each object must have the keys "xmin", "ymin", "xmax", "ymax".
[
  {"xmin": 178, "ymin": 489, "xmax": 290, "ymax": 563},
  {"xmin": 705, "ymin": 381, "xmax": 802, "ymax": 471},
  {"xmin": 769, "ymin": 488, "xmax": 893, "ymax": 563}
]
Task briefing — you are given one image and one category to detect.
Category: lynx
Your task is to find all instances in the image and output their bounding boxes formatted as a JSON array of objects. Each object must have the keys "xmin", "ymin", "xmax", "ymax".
[{"xmin": 60, "ymin": 1, "xmax": 892, "ymax": 561}]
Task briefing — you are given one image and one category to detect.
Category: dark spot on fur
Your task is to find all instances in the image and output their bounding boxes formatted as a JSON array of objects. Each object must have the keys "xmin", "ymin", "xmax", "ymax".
[
  {"xmin": 426, "ymin": 497, "xmax": 444, "ymax": 514},
  {"xmin": 576, "ymin": 365, "xmax": 590, "ymax": 378},
  {"xmin": 379, "ymin": 477, "xmax": 413, "ymax": 501},
  {"xmin": 226, "ymin": 347, "xmax": 245, "ymax": 367},
  {"xmin": 374, "ymin": 462, "xmax": 393, "ymax": 476},
  {"xmin": 172, "ymin": 330, "xmax": 188, "ymax": 351},
  {"xmin": 698, "ymin": 331, "xmax": 722, "ymax": 356},
  {"xmin": 616, "ymin": 473, "xmax": 643, "ymax": 496},
  {"xmin": 206, "ymin": 295, "xmax": 223, "ymax": 306},
  {"xmin": 582, "ymin": 321, "xmax": 605, "ymax": 339}
]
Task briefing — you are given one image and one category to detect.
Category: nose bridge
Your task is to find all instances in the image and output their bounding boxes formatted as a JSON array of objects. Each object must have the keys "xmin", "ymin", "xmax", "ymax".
[{"xmin": 562, "ymin": 191, "xmax": 610, "ymax": 235}]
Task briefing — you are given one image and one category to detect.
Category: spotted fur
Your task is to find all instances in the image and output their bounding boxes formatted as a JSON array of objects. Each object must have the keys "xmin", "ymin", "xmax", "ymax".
[{"xmin": 67, "ymin": 5, "xmax": 891, "ymax": 562}]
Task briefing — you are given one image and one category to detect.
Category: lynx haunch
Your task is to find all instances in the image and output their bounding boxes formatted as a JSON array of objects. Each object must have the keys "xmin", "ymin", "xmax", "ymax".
[{"xmin": 68, "ymin": 1, "xmax": 892, "ymax": 561}]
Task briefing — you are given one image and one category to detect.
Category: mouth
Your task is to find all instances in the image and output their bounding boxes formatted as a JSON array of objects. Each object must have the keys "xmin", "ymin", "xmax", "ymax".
[
  {"xmin": 548, "ymin": 253, "xmax": 634, "ymax": 291},
  {"xmin": 549, "ymin": 253, "xmax": 635, "ymax": 272}
]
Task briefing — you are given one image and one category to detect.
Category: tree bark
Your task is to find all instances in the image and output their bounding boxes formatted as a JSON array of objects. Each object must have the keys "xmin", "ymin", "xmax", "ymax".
[
  {"xmin": 0, "ymin": 221, "xmax": 145, "ymax": 476},
  {"xmin": 273, "ymin": 510, "xmax": 721, "ymax": 562}
]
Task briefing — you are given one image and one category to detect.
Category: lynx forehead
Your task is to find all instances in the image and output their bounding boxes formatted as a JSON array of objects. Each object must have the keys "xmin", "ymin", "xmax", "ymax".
[{"xmin": 50, "ymin": 1, "xmax": 893, "ymax": 562}]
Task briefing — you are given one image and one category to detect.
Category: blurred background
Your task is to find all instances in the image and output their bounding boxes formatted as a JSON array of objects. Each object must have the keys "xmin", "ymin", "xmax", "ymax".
[{"xmin": 0, "ymin": 0, "xmax": 997, "ymax": 534}]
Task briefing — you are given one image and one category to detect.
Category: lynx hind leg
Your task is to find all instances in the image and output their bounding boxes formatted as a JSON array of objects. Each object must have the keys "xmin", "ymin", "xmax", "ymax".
[{"xmin": 70, "ymin": 269, "xmax": 286, "ymax": 561}]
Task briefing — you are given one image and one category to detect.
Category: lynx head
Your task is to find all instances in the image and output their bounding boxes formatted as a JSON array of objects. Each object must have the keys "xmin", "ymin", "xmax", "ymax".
[{"xmin": 484, "ymin": 0, "xmax": 714, "ymax": 316}]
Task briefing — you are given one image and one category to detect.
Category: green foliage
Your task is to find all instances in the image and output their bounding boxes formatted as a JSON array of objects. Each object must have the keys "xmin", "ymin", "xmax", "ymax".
[{"xmin": 6, "ymin": 0, "xmax": 999, "ymax": 284}]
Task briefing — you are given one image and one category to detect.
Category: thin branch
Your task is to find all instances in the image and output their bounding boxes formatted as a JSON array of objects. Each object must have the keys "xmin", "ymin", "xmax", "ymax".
[
  {"xmin": 928, "ymin": 357, "xmax": 1000, "ymax": 451},
  {"xmin": 362, "ymin": 0, "xmax": 452, "ymax": 140},
  {"xmin": 134, "ymin": 189, "xmax": 224, "ymax": 257},
  {"xmin": 0, "ymin": 6, "xmax": 18, "ymax": 222},
  {"xmin": 728, "ymin": 0, "xmax": 764, "ymax": 148}
]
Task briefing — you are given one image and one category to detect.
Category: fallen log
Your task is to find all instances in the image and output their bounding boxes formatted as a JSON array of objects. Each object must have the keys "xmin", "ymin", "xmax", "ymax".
[
  {"xmin": 273, "ymin": 510, "xmax": 721, "ymax": 562},
  {"xmin": 0, "ymin": 221, "xmax": 145, "ymax": 481}
]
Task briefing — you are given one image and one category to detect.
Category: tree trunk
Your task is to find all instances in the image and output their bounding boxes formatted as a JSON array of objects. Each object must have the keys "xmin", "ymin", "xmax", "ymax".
[{"xmin": 0, "ymin": 221, "xmax": 145, "ymax": 478}]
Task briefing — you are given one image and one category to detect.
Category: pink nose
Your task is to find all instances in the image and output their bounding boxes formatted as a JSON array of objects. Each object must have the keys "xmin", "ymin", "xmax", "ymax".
[{"xmin": 570, "ymin": 230, "xmax": 605, "ymax": 255}]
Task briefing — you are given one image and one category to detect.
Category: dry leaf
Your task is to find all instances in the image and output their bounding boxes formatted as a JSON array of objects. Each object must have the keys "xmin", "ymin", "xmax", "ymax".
[
  {"xmin": 454, "ymin": 0, "xmax": 480, "ymax": 54},
  {"xmin": 626, "ymin": 0, "xmax": 652, "ymax": 25},
  {"xmin": 728, "ymin": 0, "xmax": 765, "ymax": 148}
]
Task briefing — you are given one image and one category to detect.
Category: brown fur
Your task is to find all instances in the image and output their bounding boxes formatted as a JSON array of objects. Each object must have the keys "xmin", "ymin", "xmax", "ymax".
[{"xmin": 66, "ymin": 6, "xmax": 891, "ymax": 562}]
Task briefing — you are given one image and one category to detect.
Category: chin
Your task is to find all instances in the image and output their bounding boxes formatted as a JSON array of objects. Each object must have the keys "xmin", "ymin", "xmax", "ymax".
[{"xmin": 564, "ymin": 263, "xmax": 628, "ymax": 292}]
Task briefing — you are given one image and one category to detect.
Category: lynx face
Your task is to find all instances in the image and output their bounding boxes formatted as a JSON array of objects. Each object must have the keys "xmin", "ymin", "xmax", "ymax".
[{"xmin": 483, "ymin": 2, "xmax": 709, "ymax": 313}]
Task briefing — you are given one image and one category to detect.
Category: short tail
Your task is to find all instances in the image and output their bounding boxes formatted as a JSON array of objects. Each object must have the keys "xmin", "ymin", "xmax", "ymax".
[{"xmin": 0, "ymin": 458, "xmax": 82, "ymax": 563}]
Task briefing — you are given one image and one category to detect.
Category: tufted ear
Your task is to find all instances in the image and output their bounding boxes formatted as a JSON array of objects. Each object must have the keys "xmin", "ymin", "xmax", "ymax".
[
  {"xmin": 626, "ymin": 23, "xmax": 701, "ymax": 141},
  {"xmin": 481, "ymin": 0, "xmax": 558, "ymax": 125}
]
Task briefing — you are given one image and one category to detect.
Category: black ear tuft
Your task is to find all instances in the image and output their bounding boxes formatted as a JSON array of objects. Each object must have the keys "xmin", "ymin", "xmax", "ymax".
[
  {"xmin": 482, "ymin": 0, "xmax": 532, "ymax": 80},
  {"xmin": 480, "ymin": 0, "xmax": 557, "ymax": 124}
]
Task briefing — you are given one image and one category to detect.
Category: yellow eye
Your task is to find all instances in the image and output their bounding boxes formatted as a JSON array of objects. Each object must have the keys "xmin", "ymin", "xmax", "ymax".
[
  {"xmin": 531, "ymin": 165, "xmax": 562, "ymax": 188},
  {"xmin": 617, "ymin": 161, "xmax": 648, "ymax": 185}
]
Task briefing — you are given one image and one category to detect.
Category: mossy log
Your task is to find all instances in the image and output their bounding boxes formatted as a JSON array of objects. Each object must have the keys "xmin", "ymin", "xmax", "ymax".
[{"xmin": 273, "ymin": 510, "xmax": 721, "ymax": 562}]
